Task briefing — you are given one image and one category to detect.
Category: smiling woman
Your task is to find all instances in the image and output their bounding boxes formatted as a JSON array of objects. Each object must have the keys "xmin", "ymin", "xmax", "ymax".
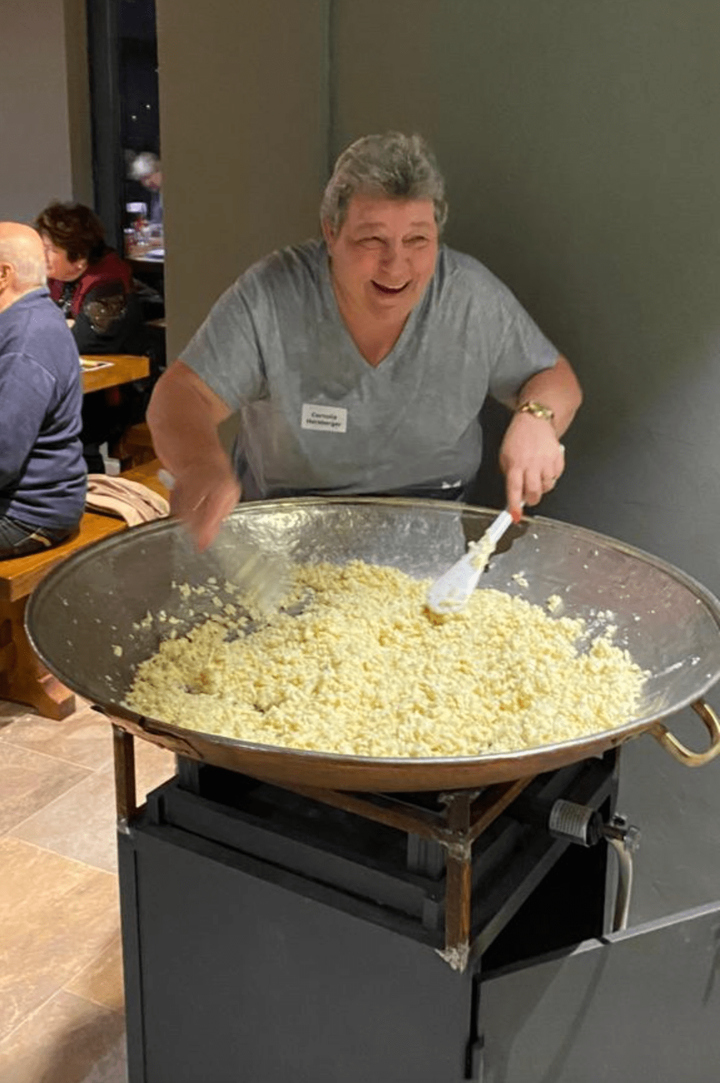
[
  {"xmin": 145, "ymin": 130, "xmax": 582, "ymax": 548},
  {"xmin": 322, "ymin": 197, "xmax": 439, "ymax": 361}
]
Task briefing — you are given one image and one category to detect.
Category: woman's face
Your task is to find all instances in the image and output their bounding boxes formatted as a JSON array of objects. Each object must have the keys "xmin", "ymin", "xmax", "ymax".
[
  {"xmin": 323, "ymin": 195, "xmax": 438, "ymax": 325},
  {"xmin": 40, "ymin": 234, "xmax": 87, "ymax": 282}
]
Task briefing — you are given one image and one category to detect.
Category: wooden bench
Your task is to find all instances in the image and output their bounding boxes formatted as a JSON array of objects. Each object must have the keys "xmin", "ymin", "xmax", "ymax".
[
  {"xmin": 0, "ymin": 461, "xmax": 169, "ymax": 720},
  {"xmin": 0, "ymin": 514, "xmax": 127, "ymax": 719}
]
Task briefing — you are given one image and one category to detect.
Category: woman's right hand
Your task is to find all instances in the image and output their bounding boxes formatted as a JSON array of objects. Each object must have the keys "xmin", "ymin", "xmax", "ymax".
[
  {"xmin": 167, "ymin": 457, "xmax": 241, "ymax": 551},
  {"xmin": 147, "ymin": 360, "xmax": 239, "ymax": 551}
]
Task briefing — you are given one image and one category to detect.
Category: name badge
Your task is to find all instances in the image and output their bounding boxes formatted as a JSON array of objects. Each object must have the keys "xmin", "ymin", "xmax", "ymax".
[{"xmin": 301, "ymin": 403, "xmax": 347, "ymax": 433}]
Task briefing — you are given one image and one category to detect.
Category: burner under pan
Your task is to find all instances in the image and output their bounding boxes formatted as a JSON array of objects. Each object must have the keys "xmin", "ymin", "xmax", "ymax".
[
  {"xmin": 114, "ymin": 733, "xmax": 720, "ymax": 1083},
  {"xmin": 141, "ymin": 748, "xmax": 618, "ymax": 969}
]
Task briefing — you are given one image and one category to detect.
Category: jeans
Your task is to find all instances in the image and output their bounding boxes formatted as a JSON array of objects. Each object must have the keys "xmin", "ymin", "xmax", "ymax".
[{"xmin": 0, "ymin": 516, "xmax": 73, "ymax": 559}]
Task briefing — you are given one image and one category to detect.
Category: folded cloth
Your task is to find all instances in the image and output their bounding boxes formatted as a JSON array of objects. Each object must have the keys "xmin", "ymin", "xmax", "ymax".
[{"xmin": 86, "ymin": 474, "xmax": 170, "ymax": 526}]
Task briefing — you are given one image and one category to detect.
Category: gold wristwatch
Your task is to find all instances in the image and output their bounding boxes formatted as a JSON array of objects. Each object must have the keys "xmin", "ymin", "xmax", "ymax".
[{"xmin": 515, "ymin": 400, "xmax": 555, "ymax": 422}]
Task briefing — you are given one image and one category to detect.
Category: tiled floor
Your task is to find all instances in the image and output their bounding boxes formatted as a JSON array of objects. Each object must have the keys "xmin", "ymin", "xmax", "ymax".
[{"xmin": 0, "ymin": 695, "xmax": 175, "ymax": 1083}]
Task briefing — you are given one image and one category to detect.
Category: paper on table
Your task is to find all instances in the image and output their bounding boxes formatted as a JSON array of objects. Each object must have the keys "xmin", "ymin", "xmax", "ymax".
[{"xmin": 80, "ymin": 358, "xmax": 113, "ymax": 371}]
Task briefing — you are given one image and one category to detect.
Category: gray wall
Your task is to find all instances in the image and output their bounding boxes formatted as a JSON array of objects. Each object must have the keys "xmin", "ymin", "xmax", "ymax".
[
  {"xmin": 0, "ymin": 0, "xmax": 92, "ymax": 222},
  {"xmin": 156, "ymin": 0, "xmax": 720, "ymax": 924},
  {"xmin": 155, "ymin": 0, "xmax": 328, "ymax": 360}
]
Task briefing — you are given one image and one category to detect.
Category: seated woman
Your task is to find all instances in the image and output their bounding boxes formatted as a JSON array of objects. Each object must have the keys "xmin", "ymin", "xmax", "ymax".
[
  {"xmin": 35, "ymin": 201, "xmax": 145, "ymax": 355},
  {"xmin": 35, "ymin": 202, "xmax": 160, "ymax": 471}
]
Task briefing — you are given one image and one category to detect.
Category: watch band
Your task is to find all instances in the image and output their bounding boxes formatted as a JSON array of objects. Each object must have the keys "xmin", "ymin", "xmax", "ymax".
[{"xmin": 516, "ymin": 400, "xmax": 555, "ymax": 422}]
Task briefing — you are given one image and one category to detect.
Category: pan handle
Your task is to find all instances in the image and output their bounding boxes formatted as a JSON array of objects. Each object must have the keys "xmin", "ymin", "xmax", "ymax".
[{"xmin": 650, "ymin": 699, "xmax": 720, "ymax": 767}]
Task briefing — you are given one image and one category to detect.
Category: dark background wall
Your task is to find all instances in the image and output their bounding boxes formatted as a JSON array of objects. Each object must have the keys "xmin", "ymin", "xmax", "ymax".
[{"xmin": 156, "ymin": 0, "xmax": 720, "ymax": 924}]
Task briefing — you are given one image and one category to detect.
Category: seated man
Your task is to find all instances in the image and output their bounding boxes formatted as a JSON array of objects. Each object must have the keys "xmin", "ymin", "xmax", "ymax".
[
  {"xmin": 128, "ymin": 151, "xmax": 163, "ymax": 230},
  {"xmin": 0, "ymin": 222, "xmax": 87, "ymax": 558}
]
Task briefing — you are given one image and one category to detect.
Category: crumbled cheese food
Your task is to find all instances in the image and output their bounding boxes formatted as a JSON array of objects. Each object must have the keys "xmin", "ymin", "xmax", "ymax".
[{"xmin": 125, "ymin": 559, "xmax": 648, "ymax": 759}]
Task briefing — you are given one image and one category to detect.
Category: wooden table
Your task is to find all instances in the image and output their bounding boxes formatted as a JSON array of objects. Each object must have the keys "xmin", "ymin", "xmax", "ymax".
[
  {"xmin": 81, "ymin": 354, "xmax": 150, "ymax": 394},
  {"xmin": 126, "ymin": 238, "xmax": 165, "ymax": 278},
  {"xmin": 125, "ymin": 237, "xmax": 164, "ymax": 261}
]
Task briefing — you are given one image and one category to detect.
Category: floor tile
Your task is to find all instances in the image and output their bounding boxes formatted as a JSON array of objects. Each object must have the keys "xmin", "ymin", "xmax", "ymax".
[
  {"xmin": 0, "ymin": 704, "xmax": 24, "ymax": 723},
  {"xmin": 0, "ymin": 838, "xmax": 119, "ymax": 1044},
  {"xmin": 65, "ymin": 935, "xmax": 124, "ymax": 1013},
  {"xmin": 0, "ymin": 744, "xmax": 89, "ymax": 836},
  {"xmin": 12, "ymin": 770, "xmax": 121, "ymax": 873},
  {"xmin": 0, "ymin": 990, "xmax": 125, "ymax": 1083},
  {"xmin": 0, "ymin": 697, "xmax": 174, "ymax": 1078},
  {"xmin": 11, "ymin": 742, "xmax": 176, "ymax": 873},
  {"xmin": 0, "ymin": 698, "xmax": 37, "ymax": 719},
  {"xmin": 0, "ymin": 707, "xmax": 113, "ymax": 770}
]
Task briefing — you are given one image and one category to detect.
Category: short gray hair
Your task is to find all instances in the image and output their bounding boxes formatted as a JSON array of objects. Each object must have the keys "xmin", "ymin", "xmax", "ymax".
[
  {"xmin": 129, "ymin": 151, "xmax": 161, "ymax": 181},
  {"xmin": 320, "ymin": 132, "xmax": 448, "ymax": 234}
]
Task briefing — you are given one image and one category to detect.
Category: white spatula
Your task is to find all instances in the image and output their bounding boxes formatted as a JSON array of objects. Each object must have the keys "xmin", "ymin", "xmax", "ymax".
[{"xmin": 425, "ymin": 508, "xmax": 516, "ymax": 615}]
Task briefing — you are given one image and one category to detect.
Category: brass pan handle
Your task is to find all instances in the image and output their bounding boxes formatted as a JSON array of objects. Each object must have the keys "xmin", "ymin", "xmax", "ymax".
[{"xmin": 650, "ymin": 699, "xmax": 720, "ymax": 767}]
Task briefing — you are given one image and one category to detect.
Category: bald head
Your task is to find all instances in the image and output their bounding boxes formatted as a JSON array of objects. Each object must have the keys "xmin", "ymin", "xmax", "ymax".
[{"xmin": 0, "ymin": 223, "xmax": 47, "ymax": 311}]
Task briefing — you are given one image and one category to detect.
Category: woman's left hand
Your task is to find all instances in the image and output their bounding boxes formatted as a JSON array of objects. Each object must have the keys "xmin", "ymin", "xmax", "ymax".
[{"xmin": 499, "ymin": 412, "xmax": 566, "ymax": 520}]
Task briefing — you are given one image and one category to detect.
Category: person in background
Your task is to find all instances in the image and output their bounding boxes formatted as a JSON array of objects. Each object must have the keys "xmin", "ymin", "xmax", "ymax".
[
  {"xmin": 0, "ymin": 222, "xmax": 86, "ymax": 558},
  {"xmin": 35, "ymin": 201, "xmax": 157, "ymax": 472},
  {"xmin": 148, "ymin": 131, "xmax": 582, "ymax": 550},
  {"xmin": 128, "ymin": 152, "xmax": 163, "ymax": 228},
  {"xmin": 35, "ymin": 201, "xmax": 144, "ymax": 356}
]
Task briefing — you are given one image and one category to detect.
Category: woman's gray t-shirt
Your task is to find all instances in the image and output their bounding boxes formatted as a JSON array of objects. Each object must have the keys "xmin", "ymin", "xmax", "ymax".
[{"xmin": 180, "ymin": 240, "xmax": 559, "ymax": 498}]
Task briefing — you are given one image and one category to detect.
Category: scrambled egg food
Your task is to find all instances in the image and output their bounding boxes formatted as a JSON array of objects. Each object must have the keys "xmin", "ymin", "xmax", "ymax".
[{"xmin": 125, "ymin": 559, "xmax": 647, "ymax": 759}]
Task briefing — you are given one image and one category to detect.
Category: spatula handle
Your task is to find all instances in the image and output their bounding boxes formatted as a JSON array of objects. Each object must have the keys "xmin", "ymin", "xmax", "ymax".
[{"xmin": 486, "ymin": 509, "xmax": 514, "ymax": 546}]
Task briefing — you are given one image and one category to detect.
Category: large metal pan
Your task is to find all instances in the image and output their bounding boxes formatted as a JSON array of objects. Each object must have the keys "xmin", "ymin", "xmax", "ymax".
[{"xmin": 25, "ymin": 497, "xmax": 720, "ymax": 791}]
